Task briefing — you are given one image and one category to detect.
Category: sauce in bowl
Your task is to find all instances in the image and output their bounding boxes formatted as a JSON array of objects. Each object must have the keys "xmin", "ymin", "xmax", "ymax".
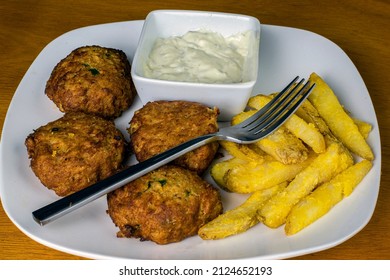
[{"xmin": 143, "ymin": 30, "xmax": 254, "ymax": 84}]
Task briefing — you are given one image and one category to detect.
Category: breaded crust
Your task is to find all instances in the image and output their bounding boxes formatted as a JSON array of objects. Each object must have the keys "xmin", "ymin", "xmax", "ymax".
[
  {"xmin": 45, "ymin": 45, "xmax": 136, "ymax": 119},
  {"xmin": 25, "ymin": 112, "xmax": 127, "ymax": 196},
  {"xmin": 107, "ymin": 165, "xmax": 223, "ymax": 244},
  {"xmin": 129, "ymin": 100, "xmax": 219, "ymax": 174}
]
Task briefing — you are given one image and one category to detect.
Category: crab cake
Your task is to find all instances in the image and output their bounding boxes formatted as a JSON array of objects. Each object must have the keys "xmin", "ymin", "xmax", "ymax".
[
  {"xmin": 129, "ymin": 100, "xmax": 219, "ymax": 174},
  {"xmin": 45, "ymin": 45, "xmax": 136, "ymax": 119},
  {"xmin": 107, "ymin": 165, "xmax": 223, "ymax": 244},
  {"xmin": 25, "ymin": 112, "xmax": 127, "ymax": 196}
]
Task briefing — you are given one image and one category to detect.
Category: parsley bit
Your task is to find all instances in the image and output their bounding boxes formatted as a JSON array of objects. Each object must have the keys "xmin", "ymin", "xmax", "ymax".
[{"xmin": 89, "ymin": 68, "xmax": 100, "ymax": 76}]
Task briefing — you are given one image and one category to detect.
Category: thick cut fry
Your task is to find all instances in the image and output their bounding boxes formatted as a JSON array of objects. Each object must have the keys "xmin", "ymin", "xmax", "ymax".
[
  {"xmin": 231, "ymin": 110, "xmax": 256, "ymax": 123},
  {"xmin": 248, "ymin": 95, "xmax": 326, "ymax": 153},
  {"xmin": 265, "ymin": 92, "xmax": 330, "ymax": 136},
  {"xmin": 220, "ymin": 141, "xmax": 266, "ymax": 162},
  {"xmin": 223, "ymin": 152, "xmax": 315, "ymax": 193},
  {"xmin": 342, "ymin": 160, "xmax": 373, "ymax": 196},
  {"xmin": 295, "ymin": 99, "xmax": 331, "ymax": 135},
  {"xmin": 258, "ymin": 142, "xmax": 354, "ymax": 228},
  {"xmin": 210, "ymin": 157, "xmax": 247, "ymax": 189},
  {"xmin": 285, "ymin": 160, "xmax": 372, "ymax": 235},
  {"xmin": 198, "ymin": 183, "xmax": 286, "ymax": 240},
  {"xmin": 232, "ymin": 111, "xmax": 309, "ymax": 164},
  {"xmin": 352, "ymin": 118, "xmax": 372, "ymax": 139},
  {"xmin": 308, "ymin": 72, "xmax": 374, "ymax": 160},
  {"xmin": 257, "ymin": 128, "xmax": 309, "ymax": 164}
]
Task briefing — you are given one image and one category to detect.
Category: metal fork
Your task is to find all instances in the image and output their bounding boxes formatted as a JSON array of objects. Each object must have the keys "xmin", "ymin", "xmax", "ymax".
[{"xmin": 32, "ymin": 76, "xmax": 315, "ymax": 225}]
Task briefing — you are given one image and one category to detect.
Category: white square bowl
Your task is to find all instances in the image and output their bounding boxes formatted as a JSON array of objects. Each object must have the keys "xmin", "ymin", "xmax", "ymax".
[{"xmin": 131, "ymin": 10, "xmax": 261, "ymax": 121}]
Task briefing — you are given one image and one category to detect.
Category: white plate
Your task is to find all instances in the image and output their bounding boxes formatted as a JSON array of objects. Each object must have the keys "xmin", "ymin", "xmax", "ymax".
[{"xmin": 0, "ymin": 20, "xmax": 381, "ymax": 259}]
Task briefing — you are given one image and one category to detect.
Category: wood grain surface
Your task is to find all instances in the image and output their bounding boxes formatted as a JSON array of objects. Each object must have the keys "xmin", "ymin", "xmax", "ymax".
[{"xmin": 1, "ymin": 0, "xmax": 389, "ymax": 260}]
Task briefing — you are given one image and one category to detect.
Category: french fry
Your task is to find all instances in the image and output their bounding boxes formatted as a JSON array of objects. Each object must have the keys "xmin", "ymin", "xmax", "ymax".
[
  {"xmin": 352, "ymin": 118, "xmax": 372, "ymax": 139},
  {"xmin": 210, "ymin": 157, "xmax": 247, "ymax": 189},
  {"xmin": 223, "ymin": 152, "xmax": 315, "ymax": 193},
  {"xmin": 198, "ymin": 182, "xmax": 286, "ymax": 240},
  {"xmin": 265, "ymin": 92, "xmax": 331, "ymax": 136},
  {"xmin": 257, "ymin": 142, "xmax": 354, "ymax": 228},
  {"xmin": 220, "ymin": 141, "xmax": 266, "ymax": 163},
  {"xmin": 248, "ymin": 95, "xmax": 326, "ymax": 153},
  {"xmin": 285, "ymin": 160, "xmax": 372, "ymax": 235},
  {"xmin": 308, "ymin": 72, "xmax": 374, "ymax": 160},
  {"xmin": 232, "ymin": 111, "xmax": 309, "ymax": 164},
  {"xmin": 207, "ymin": 73, "xmax": 374, "ymax": 238},
  {"xmin": 295, "ymin": 99, "xmax": 331, "ymax": 135},
  {"xmin": 257, "ymin": 128, "xmax": 309, "ymax": 164},
  {"xmin": 342, "ymin": 160, "xmax": 373, "ymax": 196}
]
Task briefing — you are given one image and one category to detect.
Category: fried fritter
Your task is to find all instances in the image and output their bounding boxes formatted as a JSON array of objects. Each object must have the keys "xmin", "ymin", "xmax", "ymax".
[
  {"xmin": 25, "ymin": 112, "xmax": 127, "ymax": 196},
  {"xmin": 107, "ymin": 165, "xmax": 223, "ymax": 244},
  {"xmin": 128, "ymin": 100, "xmax": 219, "ymax": 174},
  {"xmin": 45, "ymin": 45, "xmax": 136, "ymax": 119}
]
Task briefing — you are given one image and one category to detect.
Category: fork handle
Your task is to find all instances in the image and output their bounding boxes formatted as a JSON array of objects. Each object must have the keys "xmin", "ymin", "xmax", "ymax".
[{"xmin": 32, "ymin": 133, "xmax": 217, "ymax": 226}]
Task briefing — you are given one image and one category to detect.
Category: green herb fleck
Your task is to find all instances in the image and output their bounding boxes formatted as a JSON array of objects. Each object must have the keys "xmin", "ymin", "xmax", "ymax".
[
  {"xmin": 158, "ymin": 179, "xmax": 167, "ymax": 186},
  {"xmin": 89, "ymin": 68, "xmax": 100, "ymax": 76}
]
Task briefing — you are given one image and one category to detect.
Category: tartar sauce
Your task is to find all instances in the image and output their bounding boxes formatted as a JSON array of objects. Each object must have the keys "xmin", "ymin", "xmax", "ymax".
[{"xmin": 143, "ymin": 30, "xmax": 253, "ymax": 84}]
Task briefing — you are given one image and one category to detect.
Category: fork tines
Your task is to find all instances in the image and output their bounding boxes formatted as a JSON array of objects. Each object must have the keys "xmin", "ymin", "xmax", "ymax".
[{"xmin": 245, "ymin": 76, "xmax": 315, "ymax": 137}]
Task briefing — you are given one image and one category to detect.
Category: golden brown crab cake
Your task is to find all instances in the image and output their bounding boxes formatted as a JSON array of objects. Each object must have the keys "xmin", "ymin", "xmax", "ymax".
[
  {"xmin": 25, "ymin": 112, "xmax": 127, "ymax": 196},
  {"xmin": 128, "ymin": 100, "xmax": 219, "ymax": 174},
  {"xmin": 106, "ymin": 165, "xmax": 223, "ymax": 245},
  {"xmin": 45, "ymin": 45, "xmax": 136, "ymax": 119}
]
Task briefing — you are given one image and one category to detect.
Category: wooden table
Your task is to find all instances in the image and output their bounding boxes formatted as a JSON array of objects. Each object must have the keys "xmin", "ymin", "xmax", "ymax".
[{"xmin": 1, "ymin": 0, "xmax": 389, "ymax": 260}]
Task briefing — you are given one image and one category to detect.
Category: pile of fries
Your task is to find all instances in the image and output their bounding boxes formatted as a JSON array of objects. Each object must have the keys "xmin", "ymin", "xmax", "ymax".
[{"xmin": 198, "ymin": 72, "xmax": 374, "ymax": 239}]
